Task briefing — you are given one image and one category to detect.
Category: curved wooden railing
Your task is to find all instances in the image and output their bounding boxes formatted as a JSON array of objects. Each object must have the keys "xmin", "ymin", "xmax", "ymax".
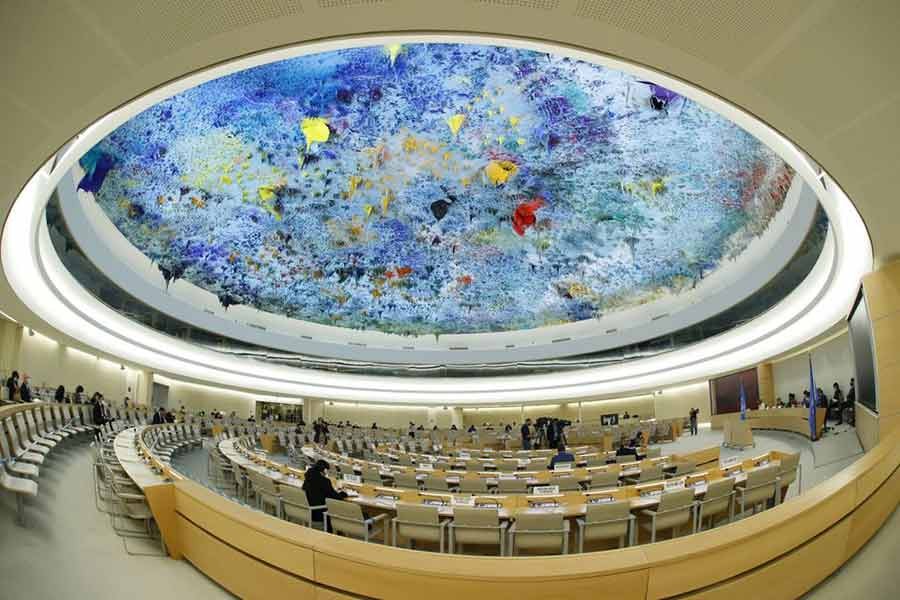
[{"xmin": 132, "ymin": 420, "xmax": 900, "ymax": 599}]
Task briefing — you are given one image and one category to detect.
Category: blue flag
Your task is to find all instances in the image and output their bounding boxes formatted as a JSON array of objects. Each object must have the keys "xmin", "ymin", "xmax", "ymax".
[
  {"xmin": 808, "ymin": 355, "xmax": 817, "ymax": 440},
  {"xmin": 739, "ymin": 380, "xmax": 747, "ymax": 420}
]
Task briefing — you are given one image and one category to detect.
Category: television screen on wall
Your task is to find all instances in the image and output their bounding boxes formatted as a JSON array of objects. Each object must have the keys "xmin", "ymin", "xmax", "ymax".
[{"xmin": 848, "ymin": 290, "xmax": 877, "ymax": 413}]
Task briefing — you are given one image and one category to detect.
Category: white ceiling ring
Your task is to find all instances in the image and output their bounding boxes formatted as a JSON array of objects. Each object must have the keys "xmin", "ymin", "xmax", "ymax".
[{"xmin": 1, "ymin": 33, "xmax": 872, "ymax": 405}]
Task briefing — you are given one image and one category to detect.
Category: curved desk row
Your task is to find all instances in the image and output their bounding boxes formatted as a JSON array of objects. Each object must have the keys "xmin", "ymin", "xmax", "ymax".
[
  {"xmin": 135, "ymin": 421, "xmax": 899, "ymax": 600},
  {"xmin": 711, "ymin": 408, "xmax": 826, "ymax": 440}
]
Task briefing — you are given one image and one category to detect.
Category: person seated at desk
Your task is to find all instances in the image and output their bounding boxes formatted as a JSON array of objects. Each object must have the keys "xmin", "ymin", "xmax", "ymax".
[
  {"xmin": 548, "ymin": 443, "xmax": 575, "ymax": 469},
  {"xmin": 616, "ymin": 439, "xmax": 639, "ymax": 459},
  {"xmin": 302, "ymin": 459, "xmax": 347, "ymax": 530}
]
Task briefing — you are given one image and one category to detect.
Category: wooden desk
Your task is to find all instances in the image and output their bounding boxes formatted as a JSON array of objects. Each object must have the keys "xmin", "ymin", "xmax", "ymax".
[
  {"xmin": 149, "ymin": 426, "xmax": 900, "ymax": 600},
  {"xmin": 711, "ymin": 408, "xmax": 825, "ymax": 440}
]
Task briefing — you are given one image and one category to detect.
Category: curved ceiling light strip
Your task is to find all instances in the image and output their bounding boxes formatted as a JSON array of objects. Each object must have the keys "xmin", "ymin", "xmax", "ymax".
[{"xmin": 1, "ymin": 34, "xmax": 872, "ymax": 405}]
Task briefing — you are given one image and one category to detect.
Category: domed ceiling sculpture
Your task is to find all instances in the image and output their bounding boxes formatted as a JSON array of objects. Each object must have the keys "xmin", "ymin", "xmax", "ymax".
[{"xmin": 77, "ymin": 43, "xmax": 792, "ymax": 336}]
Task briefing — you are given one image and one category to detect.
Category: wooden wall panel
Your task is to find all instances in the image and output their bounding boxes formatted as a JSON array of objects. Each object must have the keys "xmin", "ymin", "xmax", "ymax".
[
  {"xmin": 179, "ymin": 516, "xmax": 314, "ymax": 600},
  {"xmin": 175, "ymin": 479, "xmax": 317, "ymax": 578}
]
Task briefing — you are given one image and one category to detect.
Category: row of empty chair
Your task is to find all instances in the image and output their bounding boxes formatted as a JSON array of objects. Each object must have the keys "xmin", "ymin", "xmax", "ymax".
[
  {"xmin": 206, "ymin": 435, "xmax": 799, "ymax": 555},
  {"xmin": 0, "ymin": 403, "xmax": 97, "ymax": 524}
]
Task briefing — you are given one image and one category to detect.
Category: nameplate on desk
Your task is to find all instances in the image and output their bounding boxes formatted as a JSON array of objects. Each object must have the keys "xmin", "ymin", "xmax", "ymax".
[
  {"xmin": 530, "ymin": 501, "xmax": 559, "ymax": 509},
  {"xmin": 423, "ymin": 499, "xmax": 448, "ymax": 507},
  {"xmin": 498, "ymin": 473, "xmax": 518, "ymax": 480},
  {"xmin": 451, "ymin": 495, "xmax": 475, "ymax": 506},
  {"xmin": 458, "ymin": 452, "xmax": 470, "ymax": 459},
  {"xmin": 533, "ymin": 485, "xmax": 560, "ymax": 495},
  {"xmin": 665, "ymin": 479, "xmax": 685, "ymax": 490},
  {"xmin": 518, "ymin": 459, "xmax": 531, "ymax": 467},
  {"xmin": 588, "ymin": 496, "xmax": 614, "ymax": 504},
  {"xmin": 342, "ymin": 474, "xmax": 362, "ymax": 484},
  {"xmin": 722, "ymin": 457, "xmax": 740, "ymax": 467},
  {"xmin": 375, "ymin": 494, "xmax": 398, "ymax": 506},
  {"xmin": 418, "ymin": 463, "xmax": 434, "ymax": 470},
  {"xmin": 554, "ymin": 463, "xmax": 573, "ymax": 472}
]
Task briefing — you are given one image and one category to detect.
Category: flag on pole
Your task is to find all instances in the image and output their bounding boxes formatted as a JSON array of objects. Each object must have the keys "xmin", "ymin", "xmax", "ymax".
[
  {"xmin": 808, "ymin": 355, "xmax": 817, "ymax": 440},
  {"xmin": 739, "ymin": 380, "xmax": 747, "ymax": 421}
]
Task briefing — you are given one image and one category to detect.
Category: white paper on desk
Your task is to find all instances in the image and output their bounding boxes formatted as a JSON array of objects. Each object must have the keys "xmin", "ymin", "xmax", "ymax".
[
  {"xmin": 343, "ymin": 474, "xmax": 362, "ymax": 484},
  {"xmin": 451, "ymin": 495, "xmax": 475, "ymax": 506},
  {"xmin": 518, "ymin": 459, "xmax": 531, "ymax": 466},
  {"xmin": 418, "ymin": 463, "xmax": 434, "ymax": 470}
]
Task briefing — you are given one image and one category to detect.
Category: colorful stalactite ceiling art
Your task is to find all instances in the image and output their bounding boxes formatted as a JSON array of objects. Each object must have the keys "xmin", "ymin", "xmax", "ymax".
[{"xmin": 79, "ymin": 43, "xmax": 794, "ymax": 336}]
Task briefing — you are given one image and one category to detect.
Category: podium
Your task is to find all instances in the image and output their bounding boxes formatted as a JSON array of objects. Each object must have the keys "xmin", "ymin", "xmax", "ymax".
[{"xmin": 723, "ymin": 417, "xmax": 755, "ymax": 449}]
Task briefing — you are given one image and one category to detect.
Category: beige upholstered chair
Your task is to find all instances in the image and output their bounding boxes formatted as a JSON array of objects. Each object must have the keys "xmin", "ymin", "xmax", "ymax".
[
  {"xmin": 496, "ymin": 478, "xmax": 528, "ymax": 494},
  {"xmin": 325, "ymin": 498, "xmax": 387, "ymax": 542},
  {"xmin": 0, "ymin": 461, "xmax": 38, "ymax": 526},
  {"xmin": 645, "ymin": 447, "xmax": 662, "ymax": 459},
  {"xmin": 423, "ymin": 475, "xmax": 450, "ymax": 492},
  {"xmin": 588, "ymin": 471, "xmax": 619, "ymax": 490},
  {"xmin": 551, "ymin": 476, "xmax": 582, "ymax": 492},
  {"xmin": 625, "ymin": 464, "xmax": 664, "ymax": 485},
  {"xmin": 616, "ymin": 454, "xmax": 637, "ymax": 464},
  {"xmin": 695, "ymin": 477, "xmax": 735, "ymax": 531},
  {"xmin": 640, "ymin": 488, "xmax": 696, "ymax": 543},
  {"xmin": 361, "ymin": 467, "xmax": 384, "ymax": 485},
  {"xmin": 458, "ymin": 477, "xmax": 489, "ymax": 494},
  {"xmin": 392, "ymin": 504, "xmax": 448, "ymax": 552},
  {"xmin": 666, "ymin": 460, "xmax": 696, "ymax": 478},
  {"xmin": 576, "ymin": 500, "xmax": 634, "ymax": 552},
  {"xmin": 498, "ymin": 459, "xmax": 519, "ymax": 472},
  {"xmin": 448, "ymin": 507, "xmax": 507, "ymax": 555},
  {"xmin": 735, "ymin": 465, "xmax": 779, "ymax": 517},
  {"xmin": 392, "ymin": 471, "xmax": 420, "ymax": 490},
  {"xmin": 777, "ymin": 453, "xmax": 801, "ymax": 501},
  {"xmin": 586, "ymin": 455, "xmax": 608, "ymax": 467},
  {"xmin": 508, "ymin": 512, "xmax": 569, "ymax": 555},
  {"xmin": 280, "ymin": 484, "xmax": 324, "ymax": 528},
  {"xmin": 247, "ymin": 471, "xmax": 281, "ymax": 516}
]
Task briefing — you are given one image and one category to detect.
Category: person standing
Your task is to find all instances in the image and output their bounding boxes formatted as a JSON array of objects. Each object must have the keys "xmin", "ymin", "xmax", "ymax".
[
  {"xmin": 521, "ymin": 418, "xmax": 532, "ymax": 450},
  {"xmin": 19, "ymin": 375, "xmax": 32, "ymax": 403},
  {"xmin": 689, "ymin": 407, "xmax": 699, "ymax": 436},
  {"xmin": 5, "ymin": 371, "xmax": 19, "ymax": 403},
  {"xmin": 832, "ymin": 382, "xmax": 844, "ymax": 425}
]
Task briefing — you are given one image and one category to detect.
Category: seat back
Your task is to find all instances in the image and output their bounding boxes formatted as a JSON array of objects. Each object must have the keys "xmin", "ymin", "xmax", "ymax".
[
  {"xmin": 513, "ymin": 512, "xmax": 565, "ymax": 551},
  {"xmin": 742, "ymin": 464, "xmax": 779, "ymax": 507},
  {"xmin": 280, "ymin": 484, "xmax": 314, "ymax": 524},
  {"xmin": 700, "ymin": 477, "xmax": 734, "ymax": 520},
  {"xmin": 325, "ymin": 498, "xmax": 368, "ymax": 539},
  {"xmin": 458, "ymin": 478, "xmax": 488, "ymax": 493},
  {"xmin": 396, "ymin": 504, "xmax": 441, "ymax": 543},
  {"xmin": 645, "ymin": 447, "xmax": 662, "ymax": 459},
  {"xmin": 584, "ymin": 500, "xmax": 630, "ymax": 541},
  {"xmin": 778, "ymin": 453, "xmax": 801, "ymax": 489},
  {"xmin": 14, "ymin": 414, "xmax": 35, "ymax": 443},
  {"xmin": 551, "ymin": 476, "xmax": 582, "ymax": 491},
  {"xmin": 653, "ymin": 488, "xmax": 695, "ymax": 532},
  {"xmin": 392, "ymin": 471, "xmax": 419, "ymax": 489},
  {"xmin": 361, "ymin": 467, "xmax": 383, "ymax": 485},
  {"xmin": 423, "ymin": 475, "xmax": 449, "ymax": 491},
  {"xmin": 30, "ymin": 409, "xmax": 50, "ymax": 436},
  {"xmin": 638, "ymin": 465, "xmax": 664, "ymax": 482},
  {"xmin": 589, "ymin": 471, "xmax": 619, "ymax": 489},
  {"xmin": 451, "ymin": 507, "xmax": 501, "ymax": 547},
  {"xmin": 671, "ymin": 461, "xmax": 696, "ymax": 476},
  {"xmin": 616, "ymin": 454, "xmax": 635, "ymax": 464},
  {"xmin": 498, "ymin": 478, "xmax": 527, "ymax": 494}
]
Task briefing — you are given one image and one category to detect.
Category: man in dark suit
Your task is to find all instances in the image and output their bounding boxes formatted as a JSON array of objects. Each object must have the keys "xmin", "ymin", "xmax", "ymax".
[{"xmin": 548, "ymin": 443, "xmax": 575, "ymax": 470}]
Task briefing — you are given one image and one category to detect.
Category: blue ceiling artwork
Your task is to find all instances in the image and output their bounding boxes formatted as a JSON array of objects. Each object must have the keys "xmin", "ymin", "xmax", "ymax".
[{"xmin": 78, "ymin": 43, "xmax": 794, "ymax": 336}]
